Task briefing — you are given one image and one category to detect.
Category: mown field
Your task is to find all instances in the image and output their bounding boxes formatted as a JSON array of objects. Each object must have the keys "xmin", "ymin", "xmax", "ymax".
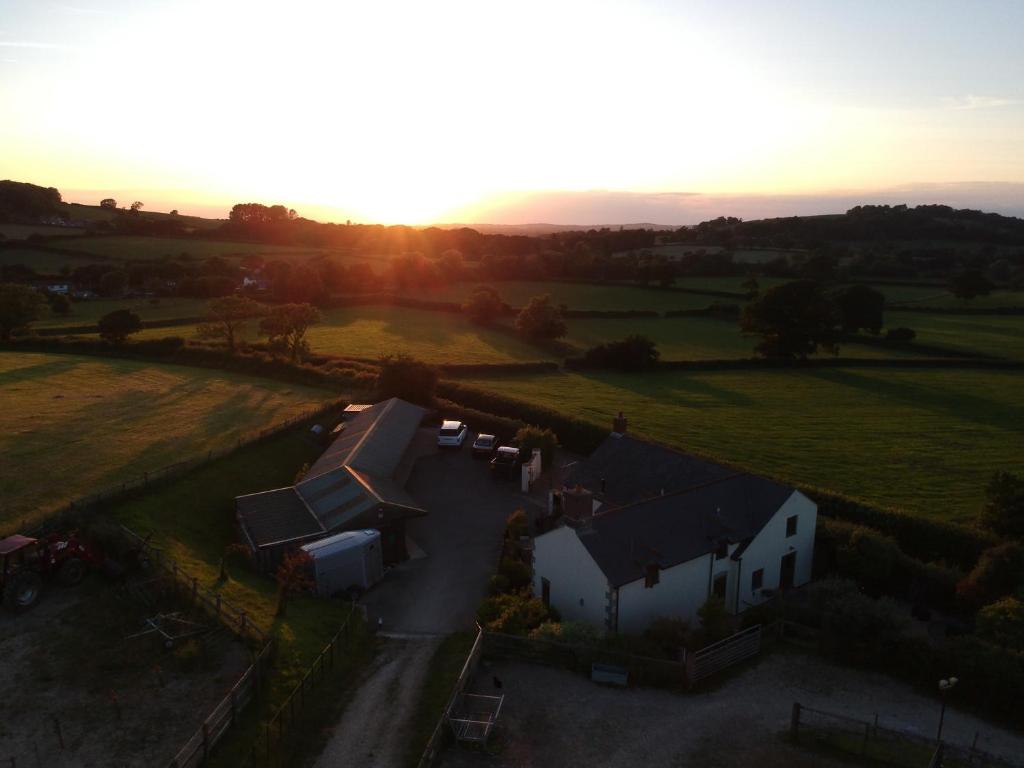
[
  {"xmin": 0, "ymin": 246, "xmax": 92, "ymax": 271},
  {"xmin": 461, "ymin": 368, "xmax": 1024, "ymax": 521},
  {"xmin": 31, "ymin": 296, "xmax": 209, "ymax": 328},
  {"xmin": 52, "ymin": 235, "xmax": 334, "ymax": 261},
  {"xmin": 0, "ymin": 351, "xmax": 334, "ymax": 528},
  {"xmin": 0, "ymin": 223, "xmax": 86, "ymax": 239},
  {"xmin": 893, "ymin": 289, "xmax": 1024, "ymax": 309},
  {"xmin": 887, "ymin": 311, "xmax": 1024, "ymax": 360}
]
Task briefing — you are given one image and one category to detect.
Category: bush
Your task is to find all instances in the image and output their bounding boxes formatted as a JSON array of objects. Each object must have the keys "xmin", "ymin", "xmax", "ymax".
[
  {"xmin": 515, "ymin": 294, "xmax": 567, "ymax": 341},
  {"xmin": 528, "ymin": 620, "xmax": 604, "ymax": 645},
  {"xmin": 579, "ymin": 334, "xmax": 660, "ymax": 371},
  {"xmin": 477, "ymin": 593, "xmax": 553, "ymax": 635},
  {"xmin": 506, "ymin": 509, "xmax": 529, "ymax": 540},
  {"xmin": 515, "ymin": 425, "xmax": 558, "ymax": 470},
  {"xmin": 462, "ymin": 285, "xmax": 506, "ymax": 325},
  {"xmin": 696, "ymin": 597, "xmax": 731, "ymax": 644},
  {"xmin": 498, "ymin": 557, "xmax": 531, "ymax": 590},
  {"xmin": 957, "ymin": 543, "xmax": 1024, "ymax": 609},
  {"xmin": 886, "ymin": 327, "xmax": 917, "ymax": 342},
  {"xmin": 488, "ymin": 574, "xmax": 511, "ymax": 595},
  {"xmin": 377, "ymin": 353, "xmax": 439, "ymax": 405},
  {"xmin": 98, "ymin": 309, "xmax": 142, "ymax": 344},
  {"xmin": 643, "ymin": 617, "xmax": 690, "ymax": 657},
  {"xmin": 980, "ymin": 470, "xmax": 1024, "ymax": 539},
  {"xmin": 976, "ymin": 597, "xmax": 1024, "ymax": 651}
]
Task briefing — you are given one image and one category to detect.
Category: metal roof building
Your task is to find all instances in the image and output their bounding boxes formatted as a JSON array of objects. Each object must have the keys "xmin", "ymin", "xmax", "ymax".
[{"xmin": 236, "ymin": 398, "xmax": 429, "ymax": 572}]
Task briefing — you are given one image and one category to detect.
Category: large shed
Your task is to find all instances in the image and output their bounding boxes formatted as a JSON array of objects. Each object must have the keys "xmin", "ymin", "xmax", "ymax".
[{"xmin": 236, "ymin": 398, "xmax": 429, "ymax": 573}]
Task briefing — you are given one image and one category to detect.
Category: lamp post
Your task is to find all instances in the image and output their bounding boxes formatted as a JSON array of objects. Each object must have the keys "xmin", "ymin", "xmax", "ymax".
[{"xmin": 936, "ymin": 677, "xmax": 958, "ymax": 743}]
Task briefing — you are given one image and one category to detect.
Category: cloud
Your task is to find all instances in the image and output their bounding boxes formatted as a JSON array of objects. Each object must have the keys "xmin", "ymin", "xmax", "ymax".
[
  {"xmin": 944, "ymin": 94, "xmax": 1019, "ymax": 110},
  {"xmin": 0, "ymin": 41, "xmax": 75, "ymax": 49},
  {"xmin": 53, "ymin": 3, "xmax": 112, "ymax": 14}
]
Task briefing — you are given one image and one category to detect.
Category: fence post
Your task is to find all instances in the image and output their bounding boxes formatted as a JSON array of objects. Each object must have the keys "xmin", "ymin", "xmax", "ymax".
[{"xmin": 790, "ymin": 702, "xmax": 801, "ymax": 744}]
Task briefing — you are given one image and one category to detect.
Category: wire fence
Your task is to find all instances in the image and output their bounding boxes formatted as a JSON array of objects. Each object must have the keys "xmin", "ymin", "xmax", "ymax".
[
  {"xmin": 417, "ymin": 627, "xmax": 485, "ymax": 768},
  {"xmin": 790, "ymin": 702, "xmax": 1022, "ymax": 768},
  {"xmin": 242, "ymin": 601, "xmax": 363, "ymax": 768}
]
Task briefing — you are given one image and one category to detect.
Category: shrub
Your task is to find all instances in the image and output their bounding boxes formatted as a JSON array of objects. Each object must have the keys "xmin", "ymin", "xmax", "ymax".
[
  {"xmin": 515, "ymin": 294, "xmax": 567, "ymax": 341},
  {"xmin": 488, "ymin": 574, "xmax": 511, "ymax": 595},
  {"xmin": 580, "ymin": 334, "xmax": 660, "ymax": 371},
  {"xmin": 506, "ymin": 509, "xmax": 529, "ymax": 540},
  {"xmin": 976, "ymin": 597, "xmax": 1024, "ymax": 651},
  {"xmin": 957, "ymin": 543, "xmax": 1024, "ymax": 609},
  {"xmin": 98, "ymin": 309, "xmax": 142, "ymax": 344},
  {"xmin": 643, "ymin": 617, "xmax": 690, "ymax": 657},
  {"xmin": 462, "ymin": 285, "xmax": 506, "ymax": 325},
  {"xmin": 980, "ymin": 470, "xmax": 1024, "ymax": 539},
  {"xmin": 529, "ymin": 620, "xmax": 603, "ymax": 645},
  {"xmin": 886, "ymin": 327, "xmax": 916, "ymax": 342},
  {"xmin": 498, "ymin": 557, "xmax": 531, "ymax": 591},
  {"xmin": 696, "ymin": 597, "xmax": 731, "ymax": 644},
  {"xmin": 377, "ymin": 353, "xmax": 439, "ymax": 405},
  {"xmin": 477, "ymin": 593, "xmax": 552, "ymax": 635},
  {"xmin": 514, "ymin": 425, "xmax": 558, "ymax": 470}
]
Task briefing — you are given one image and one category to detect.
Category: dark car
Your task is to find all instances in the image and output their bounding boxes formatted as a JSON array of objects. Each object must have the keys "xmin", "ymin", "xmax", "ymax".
[
  {"xmin": 472, "ymin": 433, "xmax": 497, "ymax": 458},
  {"xmin": 490, "ymin": 446, "xmax": 521, "ymax": 478}
]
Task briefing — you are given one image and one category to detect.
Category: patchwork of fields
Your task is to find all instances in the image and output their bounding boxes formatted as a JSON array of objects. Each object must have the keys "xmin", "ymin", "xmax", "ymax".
[
  {"xmin": 462, "ymin": 368, "xmax": 1024, "ymax": 521},
  {"xmin": 0, "ymin": 352, "xmax": 333, "ymax": 528}
]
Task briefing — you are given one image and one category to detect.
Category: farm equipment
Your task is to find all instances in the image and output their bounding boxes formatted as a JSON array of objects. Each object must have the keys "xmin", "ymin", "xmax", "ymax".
[{"xmin": 0, "ymin": 532, "xmax": 112, "ymax": 612}]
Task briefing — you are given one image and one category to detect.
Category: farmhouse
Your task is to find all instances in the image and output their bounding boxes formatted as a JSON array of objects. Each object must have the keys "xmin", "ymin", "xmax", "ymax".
[
  {"xmin": 235, "ymin": 397, "xmax": 429, "ymax": 572},
  {"xmin": 533, "ymin": 428, "xmax": 816, "ymax": 634}
]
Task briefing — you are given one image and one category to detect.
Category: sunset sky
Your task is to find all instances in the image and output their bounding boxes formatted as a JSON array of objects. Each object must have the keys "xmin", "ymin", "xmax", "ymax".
[{"xmin": 1, "ymin": 0, "xmax": 1022, "ymax": 224}]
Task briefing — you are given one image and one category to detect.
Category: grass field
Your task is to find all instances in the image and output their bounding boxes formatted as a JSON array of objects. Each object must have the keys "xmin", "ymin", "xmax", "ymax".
[
  {"xmin": 0, "ymin": 223, "xmax": 86, "ymax": 239},
  {"xmin": 0, "ymin": 351, "xmax": 334, "ymax": 528},
  {"xmin": 887, "ymin": 311, "xmax": 1024, "ymax": 359},
  {"xmin": 892, "ymin": 289, "xmax": 1024, "ymax": 309},
  {"xmin": 53, "ymin": 235, "xmax": 334, "ymax": 261},
  {"xmin": 461, "ymin": 368, "xmax": 1024, "ymax": 521},
  {"xmin": 0, "ymin": 246, "xmax": 96, "ymax": 271},
  {"xmin": 31, "ymin": 296, "xmax": 209, "ymax": 328}
]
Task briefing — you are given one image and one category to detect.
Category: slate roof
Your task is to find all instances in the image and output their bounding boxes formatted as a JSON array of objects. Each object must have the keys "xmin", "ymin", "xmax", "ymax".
[
  {"xmin": 237, "ymin": 398, "xmax": 428, "ymax": 549},
  {"xmin": 578, "ymin": 473, "xmax": 796, "ymax": 587},
  {"xmin": 235, "ymin": 488, "xmax": 325, "ymax": 548},
  {"xmin": 565, "ymin": 433, "xmax": 735, "ymax": 507}
]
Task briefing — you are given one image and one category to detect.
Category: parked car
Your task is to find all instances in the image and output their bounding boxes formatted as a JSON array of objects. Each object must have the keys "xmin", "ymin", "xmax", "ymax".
[
  {"xmin": 490, "ymin": 446, "xmax": 521, "ymax": 478},
  {"xmin": 472, "ymin": 433, "xmax": 497, "ymax": 458},
  {"xmin": 437, "ymin": 420, "xmax": 468, "ymax": 448}
]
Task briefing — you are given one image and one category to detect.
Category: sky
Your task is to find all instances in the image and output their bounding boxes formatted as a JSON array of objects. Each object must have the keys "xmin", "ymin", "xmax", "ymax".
[{"xmin": 1, "ymin": 0, "xmax": 1023, "ymax": 224}]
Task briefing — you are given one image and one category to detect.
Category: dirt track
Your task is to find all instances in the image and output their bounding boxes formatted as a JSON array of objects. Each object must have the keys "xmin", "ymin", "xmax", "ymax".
[{"xmin": 314, "ymin": 637, "xmax": 440, "ymax": 768}]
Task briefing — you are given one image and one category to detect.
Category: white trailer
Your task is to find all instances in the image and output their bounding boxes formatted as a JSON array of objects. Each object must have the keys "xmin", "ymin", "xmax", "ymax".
[{"xmin": 301, "ymin": 529, "xmax": 384, "ymax": 597}]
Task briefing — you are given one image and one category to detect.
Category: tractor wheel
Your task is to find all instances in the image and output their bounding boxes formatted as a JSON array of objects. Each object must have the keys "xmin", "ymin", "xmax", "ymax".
[
  {"xmin": 58, "ymin": 557, "xmax": 86, "ymax": 587},
  {"xmin": 3, "ymin": 570, "xmax": 43, "ymax": 611}
]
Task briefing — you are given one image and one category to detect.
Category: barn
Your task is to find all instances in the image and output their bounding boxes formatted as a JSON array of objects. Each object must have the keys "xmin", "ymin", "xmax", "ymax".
[{"xmin": 236, "ymin": 397, "xmax": 429, "ymax": 573}]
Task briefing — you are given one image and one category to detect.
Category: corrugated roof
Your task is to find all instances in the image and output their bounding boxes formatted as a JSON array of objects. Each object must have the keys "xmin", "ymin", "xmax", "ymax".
[
  {"xmin": 236, "ymin": 488, "xmax": 325, "ymax": 548},
  {"xmin": 579, "ymin": 473, "xmax": 796, "ymax": 587}
]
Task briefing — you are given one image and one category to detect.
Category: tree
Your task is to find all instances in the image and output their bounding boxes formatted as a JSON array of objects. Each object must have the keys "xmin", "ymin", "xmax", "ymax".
[
  {"xmin": 981, "ymin": 471, "xmax": 1024, "ymax": 539},
  {"xmin": 956, "ymin": 543, "xmax": 1024, "ymax": 608},
  {"xmin": 98, "ymin": 309, "xmax": 142, "ymax": 344},
  {"xmin": 514, "ymin": 425, "xmax": 558, "ymax": 469},
  {"xmin": 741, "ymin": 279, "xmax": 840, "ymax": 359},
  {"xmin": 462, "ymin": 285, "xmax": 505, "ymax": 325},
  {"xmin": 949, "ymin": 269, "xmax": 993, "ymax": 302},
  {"xmin": 581, "ymin": 335, "xmax": 660, "ymax": 371},
  {"xmin": 741, "ymin": 275, "xmax": 760, "ymax": 299},
  {"xmin": 98, "ymin": 269, "xmax": 128, "ymax": 297},
  {"xmin": 832, "ymin": 284, "xmax": 885, "ymax": 335},
  {"xmin": 48, "ymin": 292, "xmax": 72, "ymax": 316},
  {"xmin": 976, "ymin": 597, "xmax": 1024, "ymax": 651},
  {"xmin": 0, "ymin": 283, "xmax": 46, "ymax": 340},
  {"xmin": 169, "ymin": 209, "xmax": 179, "ymax": 216},
  {"xmin": 274, "ymin": 550, "xmax": 313, "ymax": 617},
  {"xmin": 515, "ymin": 294, "xmax": 567, "ymax": 341},
  {"xmin": 99, "ymin": 198, "xmax": 117, "ymax": 209},
  {"xmin": 196, "ymin": 295, "xmax": 264, "ymax": 352},
  {"xmin": 129, "ymin": 201, "xmax": 144, "ymax": 213},
  {"xmin": 377, "ymin": 353, "xmax": 439, "ymax": 405},
  {"xmin": 258, "ymin": 303, "xmax": 320, "ymax": 361}
]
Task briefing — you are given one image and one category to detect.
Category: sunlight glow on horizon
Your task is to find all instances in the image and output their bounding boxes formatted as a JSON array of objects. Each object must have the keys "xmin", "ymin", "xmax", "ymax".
[{"xmin": 1, "ymin": 0, "xmax": 1022, "ymax": 224}]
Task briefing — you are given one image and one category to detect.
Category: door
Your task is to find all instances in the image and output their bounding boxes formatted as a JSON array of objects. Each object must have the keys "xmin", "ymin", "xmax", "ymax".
[
  {"xmin": 780, "ymin": 551, "xmax": 797, "ymax": 590},
  {"xmin": 541, "ymin": 577, "xmax": 551, "ymax": 607},
  {"xmin": 712, "ymin": 572, "xmax": 727, "ymax": 601}
]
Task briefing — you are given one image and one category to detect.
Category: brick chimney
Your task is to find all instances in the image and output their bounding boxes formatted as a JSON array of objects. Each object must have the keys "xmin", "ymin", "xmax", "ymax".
[
  {"xmin": 563, "ymin": 485, "xmax": 594, "ymax": 529},
  {"xmin": 612, "ymin": 411, "xmax": 628, "ymax": 435}
]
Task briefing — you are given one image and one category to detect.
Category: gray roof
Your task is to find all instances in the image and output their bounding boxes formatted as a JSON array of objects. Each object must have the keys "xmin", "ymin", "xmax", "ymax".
[
  {"xmin": 579, "ymin": 473, "xmax": 796, "ymax": 587},
  {"xmin": 565, "ymin": 433, "xmax": 736, "ymax": 507},
  {"xmin": 237, "ymin": 398, "xmax": 428, "ymax": 549},
  {"xmin": 235, "ymin": 488, "xmax": 325, "ymax": 548}
]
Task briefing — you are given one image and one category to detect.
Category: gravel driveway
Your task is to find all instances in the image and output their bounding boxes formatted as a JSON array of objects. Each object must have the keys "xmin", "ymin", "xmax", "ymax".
[{"xmin": 440, "ymin": 650, "xmax": 1024, "ymax": 768}]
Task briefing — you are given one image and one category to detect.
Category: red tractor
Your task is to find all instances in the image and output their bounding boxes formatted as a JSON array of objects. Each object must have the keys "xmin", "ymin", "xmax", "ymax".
[{"xmin": 0, "ymin": 532, "xmax": 110, "ymax": 611}]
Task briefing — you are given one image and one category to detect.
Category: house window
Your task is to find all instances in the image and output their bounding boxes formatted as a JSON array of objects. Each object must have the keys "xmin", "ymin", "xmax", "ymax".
[
  {"xmin": 751, "ymin": 568, "xmax": 764, "ymax": 591},
  {"xmin": 712, "ymin": 572, "xmax": 727, "ymax": 600},
  {"xmin": 644, "ymin": 563, "xmax": 660, "ymax": 588},
  {"xmin": 786, "ymin": 515, "xmax": 798, "ymax": 538}
]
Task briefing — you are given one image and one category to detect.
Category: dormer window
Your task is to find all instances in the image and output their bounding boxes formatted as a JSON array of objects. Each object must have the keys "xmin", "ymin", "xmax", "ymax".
[{"xmin": 644, "ymin": 563, "xmax": 660, "ymax": 588}]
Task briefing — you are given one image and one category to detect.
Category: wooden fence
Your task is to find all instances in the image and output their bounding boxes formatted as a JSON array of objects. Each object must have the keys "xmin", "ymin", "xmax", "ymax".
[
  {"xmin": 790, "ymin": 702, "xmax": 1022, "ymax": 768},
  {"xmin": 416, "ymin": 628, "xmax": 485, "ymax": 768},
  {"xmin": 685, "ymin": 624, "xmax": 762, "ymax": 685},
  {"xmin": 244, "ymin": 602, "xmax": 363, "ymax": 768},
  {"xmin": 9, "ymin": 397, "xmax": 346, "ymax": 540}
]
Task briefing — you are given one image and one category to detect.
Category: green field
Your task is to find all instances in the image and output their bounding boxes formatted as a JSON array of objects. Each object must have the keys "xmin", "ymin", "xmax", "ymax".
[
  {"xmin": 0, "ymin": 352, "xmax": 334, "ymax": 528},
  {"xmin": 887, "ymin": 311, "xmax": 1024, "ymax": 359},
  {"xmin": 31, "ymin": 296, "xmax": 209, "ymax": 328},
  {"xmin": 893, "ymin": 289, "xmax": 1024, "ymax": 309},
  {"xmin": 53, "ymin": 235, "xmax": 333, "ymax": 261},
  {"xmin": 461, "ymin": 368, "xmax": 1024, "ymax": 521},
  {"xmin": 0, "ymin": 223, "xmax": 86, "ymax": 239},
  {"xmin": 0, "ymin": 246, "xmax": 90, "ymax": 271}
]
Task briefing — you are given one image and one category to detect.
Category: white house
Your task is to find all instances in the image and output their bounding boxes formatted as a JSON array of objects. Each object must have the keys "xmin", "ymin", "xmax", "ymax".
[{"xmin": 532, "ymin": 431, "xmax": 816, "ymax": 634}]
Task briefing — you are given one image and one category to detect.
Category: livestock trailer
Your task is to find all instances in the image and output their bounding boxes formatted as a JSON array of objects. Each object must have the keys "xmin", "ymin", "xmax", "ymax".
[{"xmin": 301, "ymin": 529, "xmax": 384, "ymax": 597}]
